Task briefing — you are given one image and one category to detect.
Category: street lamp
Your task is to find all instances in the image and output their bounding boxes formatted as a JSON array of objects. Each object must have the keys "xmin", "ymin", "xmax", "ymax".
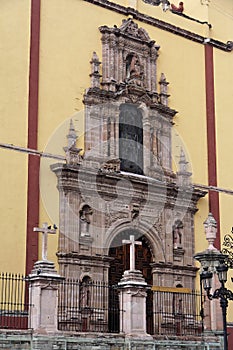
[
  {"xmin": 194, "ymin": 213, "xmax": 233, "ymax": 350},
  {"xmin": 200, "ymin": 263, "xmax": 233, "ymax": 350}
]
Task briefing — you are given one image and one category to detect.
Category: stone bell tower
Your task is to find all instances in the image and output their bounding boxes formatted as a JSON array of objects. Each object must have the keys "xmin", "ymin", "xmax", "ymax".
[{"xmin": 51, "ymin": 18, "xmax": 206, "ymax": 291}]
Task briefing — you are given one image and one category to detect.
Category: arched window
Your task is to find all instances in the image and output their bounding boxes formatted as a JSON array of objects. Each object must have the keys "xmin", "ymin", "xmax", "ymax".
[{"xmin": 119, "ymin": 104, "xmax": 143, "ymax": 175}]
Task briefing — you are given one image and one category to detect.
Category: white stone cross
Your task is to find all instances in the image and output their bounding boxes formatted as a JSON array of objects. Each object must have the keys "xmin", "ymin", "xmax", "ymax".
[
  {"xmin": 122, "ymin": 235, "xmax": 142, "ymax": 271},
  {"xmin": 33, "ymin": 222, "xmax": 57, "ymax": 261}
]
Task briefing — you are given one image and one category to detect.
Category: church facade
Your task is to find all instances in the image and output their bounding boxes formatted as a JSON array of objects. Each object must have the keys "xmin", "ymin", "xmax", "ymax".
[{"xmin": 52, "ymin": 17, "xmax": 205, "ymax": 291}]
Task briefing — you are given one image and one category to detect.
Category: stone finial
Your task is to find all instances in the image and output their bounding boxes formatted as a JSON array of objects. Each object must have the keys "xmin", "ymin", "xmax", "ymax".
[
  {"xmin": 179, "ymin": 148, "xmax": 188, "ymax": 172},
  {"xmin": 204, "ymin": 213, "xmax": 217, "ymax": 250},
  {"xmin": 90, "ymin": 51, "xmax": 101, "ymax": 88},
  {"xmin": 90, "ymin": 51, "xmax": 100, "ymax": 73},
  {"xmin": 176, "ymin": 148, "xmax": 192, "ymax": 186},
  {"xmin": 67, "ymin": 119, "xmax": 77, "ymax": 149},
  {"xmin": 160, "ymin": 72, "xmax": 167, "ymax": 83},
  {"xmin": 159, "ymin": 73, "xmax": 169, "ymax": 106},
  {"xmin": 64, "ymin": 119, "xmax": 82, "ymax": 165}
]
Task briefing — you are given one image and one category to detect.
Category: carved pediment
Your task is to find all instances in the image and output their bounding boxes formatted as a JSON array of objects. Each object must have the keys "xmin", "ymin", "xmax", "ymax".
[
  {"xmin": 100, "ymin": 18, "xmax": 159, "ymax": 48},
  {"xmin": 119, "ymin": 18, "xmax": 152, "ymax": 43}
]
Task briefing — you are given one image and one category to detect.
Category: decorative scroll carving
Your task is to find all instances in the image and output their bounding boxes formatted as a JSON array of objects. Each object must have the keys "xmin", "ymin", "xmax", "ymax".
[
  {"xmin": 222, "ymin": 231, "xmax": 233, "ymax": 268},
  {"xmin": 119, "ymin": 19, "xmax": 152, "ymax": 42},
  {"xmin": 99, "ymin": 159, "xmax": 121, "ymax": 174},
  {"xmin": 105, "ymin": 210, "xmax": 130, "ymax": 227},
  {"xmin": 131, "ymin": 203, "xmax": 140, "ymax": 220}
]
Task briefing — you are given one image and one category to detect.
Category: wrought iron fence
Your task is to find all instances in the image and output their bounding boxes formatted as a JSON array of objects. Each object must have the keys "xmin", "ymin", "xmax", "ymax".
[
  {"xmin": 0, "ymin": 272, "xmax": 203, "ymax": 336},
  {"xmin": 152, "ymin": 290, "xmax": 203, "ymax": 336},
  {"xmin": 58, "ymin": 279, "xmax": 203, "ymax": 336},
  {"xmin": 58, "ymin": 279, "xmax": 121, "ymax": 333},
  {"xmin": 0, "ymin": 273, "xmax": 29, "ymax": 329}
]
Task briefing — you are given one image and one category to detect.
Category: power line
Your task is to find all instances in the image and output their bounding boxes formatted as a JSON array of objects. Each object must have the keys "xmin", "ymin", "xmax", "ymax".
[
  {"xmin": 194, "ymin": 183, "xmax": 233, "ymax": 196},
  {"xmin": 0, "ymin": 143, "xmax": 65, "ymax": 161},
  {"xmin": 0, "ymin": 142, "xmax": 232, "ymax": 196}
]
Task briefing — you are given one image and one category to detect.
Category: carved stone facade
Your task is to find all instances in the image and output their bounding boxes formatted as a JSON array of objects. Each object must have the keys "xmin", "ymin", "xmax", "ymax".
[{"xmin": 51, "ymin": 19, "xmax": 206, "ymax": 292}]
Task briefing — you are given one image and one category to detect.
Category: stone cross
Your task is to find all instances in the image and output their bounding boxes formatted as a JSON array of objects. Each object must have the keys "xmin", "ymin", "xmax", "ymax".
[
  {"xmin": 33, "ymin": 223, "xmax": 57, "ymax": 261},
  {"xmin": 122, "ymin": 235, "xmax": 142, "ymax": 271}
]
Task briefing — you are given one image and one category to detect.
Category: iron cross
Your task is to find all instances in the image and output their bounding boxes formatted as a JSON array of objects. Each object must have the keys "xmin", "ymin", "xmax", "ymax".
[
  {"xmin": 122, "ymin": 235, "xmax": 142, "ymax": 271},
  {"xmin": 33, "ymin": 223, "xmax": 57, "ymax": 261}
]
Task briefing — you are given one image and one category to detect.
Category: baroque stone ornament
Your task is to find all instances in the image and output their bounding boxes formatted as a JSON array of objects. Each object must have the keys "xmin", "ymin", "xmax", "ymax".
[
  {"xmin": 98, "ymin": 18, "xmax": 160, "ymax": 96},
  {"xmin": 118, "ymin": 18, "xmax": 152, "ymax": 41},
  {"xmin": 51, "ymin": 18, "xmax": 206, "ymax": 302},
  {"xmin": 204, "ymin": 213, "xmax": 218, "ymax": 251}
]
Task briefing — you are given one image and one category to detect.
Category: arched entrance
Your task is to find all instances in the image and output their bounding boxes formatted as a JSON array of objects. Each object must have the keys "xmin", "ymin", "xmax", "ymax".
[{"xmin": 108, "ymin": 229, "xmax": 153, "ymax": 333}]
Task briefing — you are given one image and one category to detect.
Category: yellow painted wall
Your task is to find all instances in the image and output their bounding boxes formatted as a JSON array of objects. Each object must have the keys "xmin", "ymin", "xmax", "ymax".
[
  {"xmin": 209, "ymin": 0, "xmax": 233, "ymax": 42},
  {"xmin": 0, "ymin": 0, "xmax": 30, "ymax": 273},
  {"xmin": 215, "ymin": 48, "xmax": 233, "ymax": 241},
  {"xmin": 0, "ymin": 0, "xmax": 232, "ymax": 317}
]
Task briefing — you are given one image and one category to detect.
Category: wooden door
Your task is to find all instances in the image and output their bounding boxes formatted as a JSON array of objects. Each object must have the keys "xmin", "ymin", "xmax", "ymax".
[{"xmin": 108, "ymin": 234, "xmax": 153, "ymax": 333}]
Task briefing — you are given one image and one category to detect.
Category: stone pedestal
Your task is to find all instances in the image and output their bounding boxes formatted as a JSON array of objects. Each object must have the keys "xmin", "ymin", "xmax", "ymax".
[
  {"xmin": 118, "ymin": 270, "xmax": 152, "ymax": 338},
  {"xmin": 28, "ymin": 260, "xmax": 64, "ymax": 333}
]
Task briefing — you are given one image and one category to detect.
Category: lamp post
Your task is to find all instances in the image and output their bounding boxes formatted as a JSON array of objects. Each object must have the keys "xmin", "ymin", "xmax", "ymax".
[
  {"xmin": 194, "ymin": 213, "xmax": 233, "ymax": 350},
  {"xmin": 200, "ymin": 264, "xmax": 233, "ymax": 350}
]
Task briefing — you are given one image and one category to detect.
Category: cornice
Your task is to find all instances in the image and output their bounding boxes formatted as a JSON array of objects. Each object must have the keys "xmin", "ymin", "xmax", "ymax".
[
  {"xmin": 83, "ymin": 87, "xmax": 177, "ymax": 118},
  {"xmin": 83, "ymin": 0, "xmax": 233, "ymax": 52},
  {"xmin": 151, "ymin": 262, "xmax": 198, "ymax": 273},
  {"xmin": 57, "ymin": 252, "xmax": 113, "ymax": 263}
]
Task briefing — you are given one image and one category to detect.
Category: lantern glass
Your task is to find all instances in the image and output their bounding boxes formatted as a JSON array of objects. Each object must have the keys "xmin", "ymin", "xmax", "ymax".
[
  {"xmin": 216, "ymin": 264, "xmax": 228, "ymax": 283},
  {"xmin": 200, "ymin": 267, "xmax": 213, "ymax": 291}
]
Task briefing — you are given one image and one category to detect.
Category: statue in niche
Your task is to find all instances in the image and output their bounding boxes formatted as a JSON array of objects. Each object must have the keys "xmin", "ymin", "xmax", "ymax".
[
  {"xmin": 79, "ymin": 276, "xmax": 92, "ymax": 309},
  {"xmin": 126, "ymin": 53, "xmax": 144, "ymax": 87},
  {"xmin": 80, "ymin": 205, "xmax": 93, "ymax": 237},
  {"xmin": 172, "ymin": 219, "xmax": 183, "ymax": 249}
]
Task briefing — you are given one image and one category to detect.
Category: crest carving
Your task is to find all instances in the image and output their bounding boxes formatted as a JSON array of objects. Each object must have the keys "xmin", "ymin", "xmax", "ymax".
[
  {"xmin": 118, "ymin": 19, "xmax": 152, "ymax": 42},
  {"xmin": 99, "ymin": 18, "xmax": 160, "ymax": 94}
]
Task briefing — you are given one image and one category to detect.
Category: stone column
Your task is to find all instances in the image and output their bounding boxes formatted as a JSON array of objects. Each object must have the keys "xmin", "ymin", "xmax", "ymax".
[
  {"xmin": 139, "ymin": 103, "xmax": 150, "ymax": 175},
  {"xmin": 118, "ymin": 270, "xmax": 152, "ymax": 339},
  {"xmin": 28, "ymin": 260, "xmax": 63, "ymax": 333}
]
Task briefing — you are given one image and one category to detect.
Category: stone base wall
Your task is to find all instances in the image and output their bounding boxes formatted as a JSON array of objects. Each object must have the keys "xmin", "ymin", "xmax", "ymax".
[{"xmin": 0, "ymin": 331, "xmax": 223, "ymax": 350}]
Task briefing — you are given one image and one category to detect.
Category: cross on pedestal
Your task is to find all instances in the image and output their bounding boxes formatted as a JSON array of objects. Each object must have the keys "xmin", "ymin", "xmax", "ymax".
[
  {"xmin": 122, "ymin": 235, "xmax": 142, "ymax": 271},
  {"xmin": 33, "ymin": 223, "xmax": 57, "ymax": 261}
]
